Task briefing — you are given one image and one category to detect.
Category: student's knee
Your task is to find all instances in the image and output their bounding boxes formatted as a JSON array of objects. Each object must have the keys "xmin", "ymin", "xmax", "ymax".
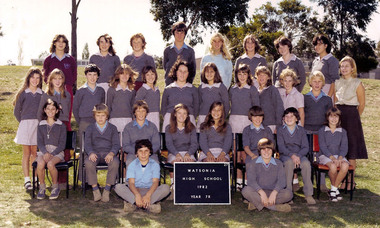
[
  {"xmin": 282, "ymin": 189, "xmax": 293, "ymax": 201},
  {"xmin": 46, "ymin": 161, "xmax": 56, "ymax": 170},
  {"xmin": 109, "ymin": 158, "xmax": 120, "ymax": 169},
  {"xmin": 340, "ymin": 162, "xmax": 349, "ymax": 172},
  {"xmin": 84, "ymin": 159, "xmax": 96, "ymax": 169},
  {"xmin": 329, "ymin": 164, "xmax": 337, "ymax": 173},
  {"xmin": 300, "ymin": 159, "xmax": 311, "ymax": 170}
]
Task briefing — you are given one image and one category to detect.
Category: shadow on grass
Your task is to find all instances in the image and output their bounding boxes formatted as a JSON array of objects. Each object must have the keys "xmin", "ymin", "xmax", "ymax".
[{"xmin": 25, "ymin": 187, "xmax": 380, "ymax": 227}]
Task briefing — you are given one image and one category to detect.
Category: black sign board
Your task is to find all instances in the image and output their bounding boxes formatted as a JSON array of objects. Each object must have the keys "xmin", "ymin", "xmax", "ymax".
[{"xmin": 174, "ymin": 162, "xmax": 231, "ymax": 205}]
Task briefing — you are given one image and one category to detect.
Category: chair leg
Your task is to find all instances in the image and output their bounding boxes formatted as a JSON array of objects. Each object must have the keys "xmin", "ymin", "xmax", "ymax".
[
  {"xmin": 32, "ymin": 166, "xmax": 36, "ymax": 198},
  {"xmin": 350, "ymin": 170, "xmax": 354, "ymax": 201},
  {"xmin": 316, "ymin": 170, "xmax": 321, "ymax": 199},
  {"xmin": 66, "ymin": 168, "xmax": 69, "ymax": 198}
]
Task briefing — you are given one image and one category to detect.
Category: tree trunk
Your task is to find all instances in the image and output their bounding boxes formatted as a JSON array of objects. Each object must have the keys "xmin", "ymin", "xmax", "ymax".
[{"xmin": 70, "ymin": 0, "xmax": 81, "ymax": 93}]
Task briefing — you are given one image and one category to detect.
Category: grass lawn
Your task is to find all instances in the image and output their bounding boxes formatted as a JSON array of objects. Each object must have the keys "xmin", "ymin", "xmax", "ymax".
[{"xmin": 0, "ymin": 66, "xmax": 379, "ymax": 227}]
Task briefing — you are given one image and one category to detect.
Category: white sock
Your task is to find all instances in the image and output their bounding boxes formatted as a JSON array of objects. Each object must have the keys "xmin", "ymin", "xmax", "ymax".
[
  {"xmin": 24, "ymin": 177, "xmax": 31, "ymax": 183},
  {"xmin": 244, "ymin": 180, "xmax": 248, "ymax": 185},
  {"xmin": 170, "ymin": 178, "xmax": 174, "ymax": 185},
  {"xmin": 331, "ymin": 185, "xmax": 338, "ymax": 192},
  {"xmin": 237, "ymin": 178, "xmax": 243, "ymax": 184},
  {"xmin": 293, "ymin": 178, "xmax": 299, "ymax": 184}
]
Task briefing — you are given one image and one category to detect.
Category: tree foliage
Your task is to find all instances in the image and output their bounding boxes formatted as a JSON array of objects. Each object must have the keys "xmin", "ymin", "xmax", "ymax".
[
  {"xmin": 221, "ymin": 0, "xmax": 321, "ymax": 63},
  {"xmin": 150, "ymin": 0, "xmax": 249, "ymax": 46},
  {"xmin": 0, "ymin": 23, "xmax": 3, "ymax": 37},
  {"xmin": 82, "ymin": 43, "xmax": 89, "ymax": 60},
  {"xmin": 312, "ymin": 0, "xmax": 378, "ymax": 72}
]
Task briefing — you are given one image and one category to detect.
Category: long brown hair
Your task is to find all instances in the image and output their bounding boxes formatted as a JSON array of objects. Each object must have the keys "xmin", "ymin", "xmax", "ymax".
[
  {"xmin": 200, "ymin": 102, "xmax": 227, "ymax": 134},
  {"xmin": 200, "ymin": 62, "xmax": 223, "ymax": 84},
  {"xmin": 234, "ymin": 64, "xmax": 253, "ymax": 87},
  {"xmin": 109, "ymin": 64, "xmax": 136, "ymax": 89},
  {"xmin": 13, "ymin": 67, "xmax": 43, "ymax": 106},
  {"xmin": 46, "ymin": 68, "xmax": 66, "ymax": 98},
  {"xmin": 96, "ymin": 34, "xmax": 116, "ymax": 56},
  {"xmin": 169, "ymin": 103, "xmax": 194, "ymax": 134}
]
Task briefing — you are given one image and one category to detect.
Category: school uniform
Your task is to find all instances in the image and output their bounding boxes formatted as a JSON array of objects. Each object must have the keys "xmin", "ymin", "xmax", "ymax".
[
  {"xmin": 122, "ymin": 120, "xmax": 160, "ymax": 168},
  {"xmin": 123, "ymin": 53, "xmax": 156, "ymax": 83},
  {"xmin": 163, "ymin": 43, "xmax": 196, "ymax": 85},
  {"xmin": 37, "ymin": 91, "xmax": 71, "ymax": 123},
  {"xmin": 135, "ymin": 83, "xmax": 160, "ymax": 130},
  {"xmin": 84, "ymin": 121, "xmax": 120, "ymax": 186},
  {"xmin": 242, "ymin": 157, "xmax": 293, "ymax": 211},
  {"xmin": 161, "ymin": 82, "xmax": 199, "ymax": 132},
  {"xmin": 200, "ymin": 54, "xmax": 233, "ymax": 88},
  {"xmin": 304, "ymin": 91, "xmax": 333, "ymax": 132},
  {"xmin": 107, "ymin": 85, "xmax": 135, "ymax": 132},
  {"xmin": 37, "ymin": 119, "xmax": 67, "ymax": 161},
  {"xmin": 199, "ymin": 124, "xmax": 232, "ymax": 161},
  {"xmin": 165, "ymin": 125, "xmax": 198, "ymax": 163},
  {"xmin": 277, "ymin": 87, "xmax": 304, "ymax": 110},
  {"xmin": 311, "ymin": 53, "xmax": 340, "ymax": 94},
  {"xmin": 197, "ymin": 82, "xmax": 230, "ymax": 130},
  {"xmin": 242, "ymin": 124, "xmax": 274, "ymax": 163},
  {"xmin": 115, "ymin": 158, "xmax": 170, "ymax": 205},
  {"xmin": 89, "ymin": 53, "xmax": 121, "ymax": 93},
  {"xmin": 272, "ymin": 54, "xmax": 306, "ymax": 92},
  {"xmin": 14, "ymin": 88, "xmax": 43, "ymax": 145},
  {"xmin": 229, "ymin": 84, "xmax": 260, "ymax": 133},
  {"xmin": 318, "ymin": 126, "xmax": 349, "ymax": 164},
  {"xmin": 235, "ymin": 53, "xmax": 267, "ymax": 77},
  {"xmin": 257, "ymin": 85, "xmax": 284, "ymax": 132},
  {"xmin": 277, "ymin": 124, "xmax": 313, "ymax": 196},
  {"xmin": 73, "ymin": 83, "xmax": 105, "ymax": 145}
]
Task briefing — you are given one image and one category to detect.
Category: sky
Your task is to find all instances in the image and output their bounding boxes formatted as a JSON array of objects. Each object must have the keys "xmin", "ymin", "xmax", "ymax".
[{"xmin": 0, "ymin": 0, "xmax": 379, "ymax": 66}]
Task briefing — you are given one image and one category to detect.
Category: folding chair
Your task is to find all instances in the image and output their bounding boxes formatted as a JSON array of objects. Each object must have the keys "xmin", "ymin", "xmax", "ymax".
[
  {"xmin": 32, "ymin": 131, "xmax": 77, "ymax": 199},
  {"xmin": 233, "ymin": 133, "xmax": 245, "ymax": 192},
  {"xmin": 310, "ymin": 133, "xmax": 355, "ymax": 201}
]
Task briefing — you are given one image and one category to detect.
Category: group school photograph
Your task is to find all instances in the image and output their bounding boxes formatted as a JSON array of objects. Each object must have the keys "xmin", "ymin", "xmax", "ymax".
[{"xmin": 1, "ymin": 0, "xmax": 380, "ymax": 227}]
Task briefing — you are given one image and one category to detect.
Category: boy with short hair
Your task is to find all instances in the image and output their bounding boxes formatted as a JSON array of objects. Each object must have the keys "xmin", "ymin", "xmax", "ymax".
[
  {"xmin": 115, "ymin": 139, "xmax": 170, "ymax": 214},
  {"xmin": 84, "ymin": 103, "xmax": 120, "ymax": 202},
  {"xmin": 73, "ymin": 64, "xmax": 106, "ymax": 146},
  {"xmin": 277, "ymin": 107, "xmax": 316, "ymax": 205}
]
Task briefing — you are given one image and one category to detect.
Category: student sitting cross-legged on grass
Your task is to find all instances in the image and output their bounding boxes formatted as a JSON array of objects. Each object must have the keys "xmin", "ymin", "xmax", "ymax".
[
  {"xmin": 84, "ymin": 104, "xmax": 120, "ymax": 202},
  {"xmin": 36, "ymin": 99, "xmax": 67, "ymax": 200},
  {"xmin": 277, "ymin": 107, "xmax": 316, "ymax": 204},
  {"xmin": 318, "ymin": 107, "xmax": 349, "ymax": 202},
  {"xmin": 115, "ymin": 139, "xmax": 170, "ymax": 214},
  {"xmin": 242, "ymin": 138, "xmax": 293, "ymax": 212}
]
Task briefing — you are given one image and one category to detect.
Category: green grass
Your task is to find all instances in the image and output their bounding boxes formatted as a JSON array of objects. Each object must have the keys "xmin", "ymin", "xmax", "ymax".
[{"xmin": 0, "ymin": 66, "xmax": 379, "ymax": 227}]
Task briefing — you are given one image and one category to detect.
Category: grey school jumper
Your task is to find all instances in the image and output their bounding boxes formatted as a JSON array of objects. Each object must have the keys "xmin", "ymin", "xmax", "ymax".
[
  {"xmin": 199, "ymin": 125, "xmax": 233, "ymax": 154},
  {"xmin": 89, "ymin": 53, "xmax": 121, "ymax": 84},
  {"xmin": 122, "ymin": 120, "xmax": 160, "ymax": 155},
  {"xmin": 73, "ymin": 85, "xmax": 105, "ymax": 124},
  {"xmin": 242, "ymin": 125, "xmax": 274, "ymax": 156},
  {"xmin": 163, "ymin": 44, "xmax": 196, "ymax": 85},
  {"xmin": 37, "ymin": 91, "xmax": 71, "ymax": 122},
  {"xmin": 37, "ymin": 120, "xmax": 67, "ymax": 155},
  {"xmin": 318, "ymin": 127, "xmax": 348, "ymax": 158},
  {"xmin": 165, "ymin": 126, "xmax": 198, "ymax": 156},
  {"xmin": 311, "ymin": 53, "xmax": 340, "ymax": 84},
  {"xmin": 161, "ymin": 83, "xmax": 199, "ymax": 117},
  {"xmin": 14, "ymin": 88, "xmax": 43, "ymax": 122},
  {"xmin": 107, "ymin": 85, "xmax": 135, "ymax": 119},
  {"xmin": 235, "ymin": 54, "xmax": 267, "ymax": 75},
  {"xmin": 198, "ymin": 83, "xmax": 230, "ymax": 116},
  {"xmin": 304, "ymin": 92, "xmax": 333, "ymax": 132},
  {"xmin": 84, "ymin": 122, "xmax": 120, "ymax": 156},
  {"xmin": 229, "ymin": 85, "xmax": 260, "ymax": 115},
  {"xmin": 272, "ymin": 55, "xmax": 306, "ymax": 92},
  {"xmin": 257, "ymin": 85, "xmax": 284, "ymax": 127},
  {"xmin": 135, "ymin": 84, "xmax": 160, "ymax": 113},
  {"xmin": 123, "ymin": 53, "xmax": 156, "ymax": 82}
]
